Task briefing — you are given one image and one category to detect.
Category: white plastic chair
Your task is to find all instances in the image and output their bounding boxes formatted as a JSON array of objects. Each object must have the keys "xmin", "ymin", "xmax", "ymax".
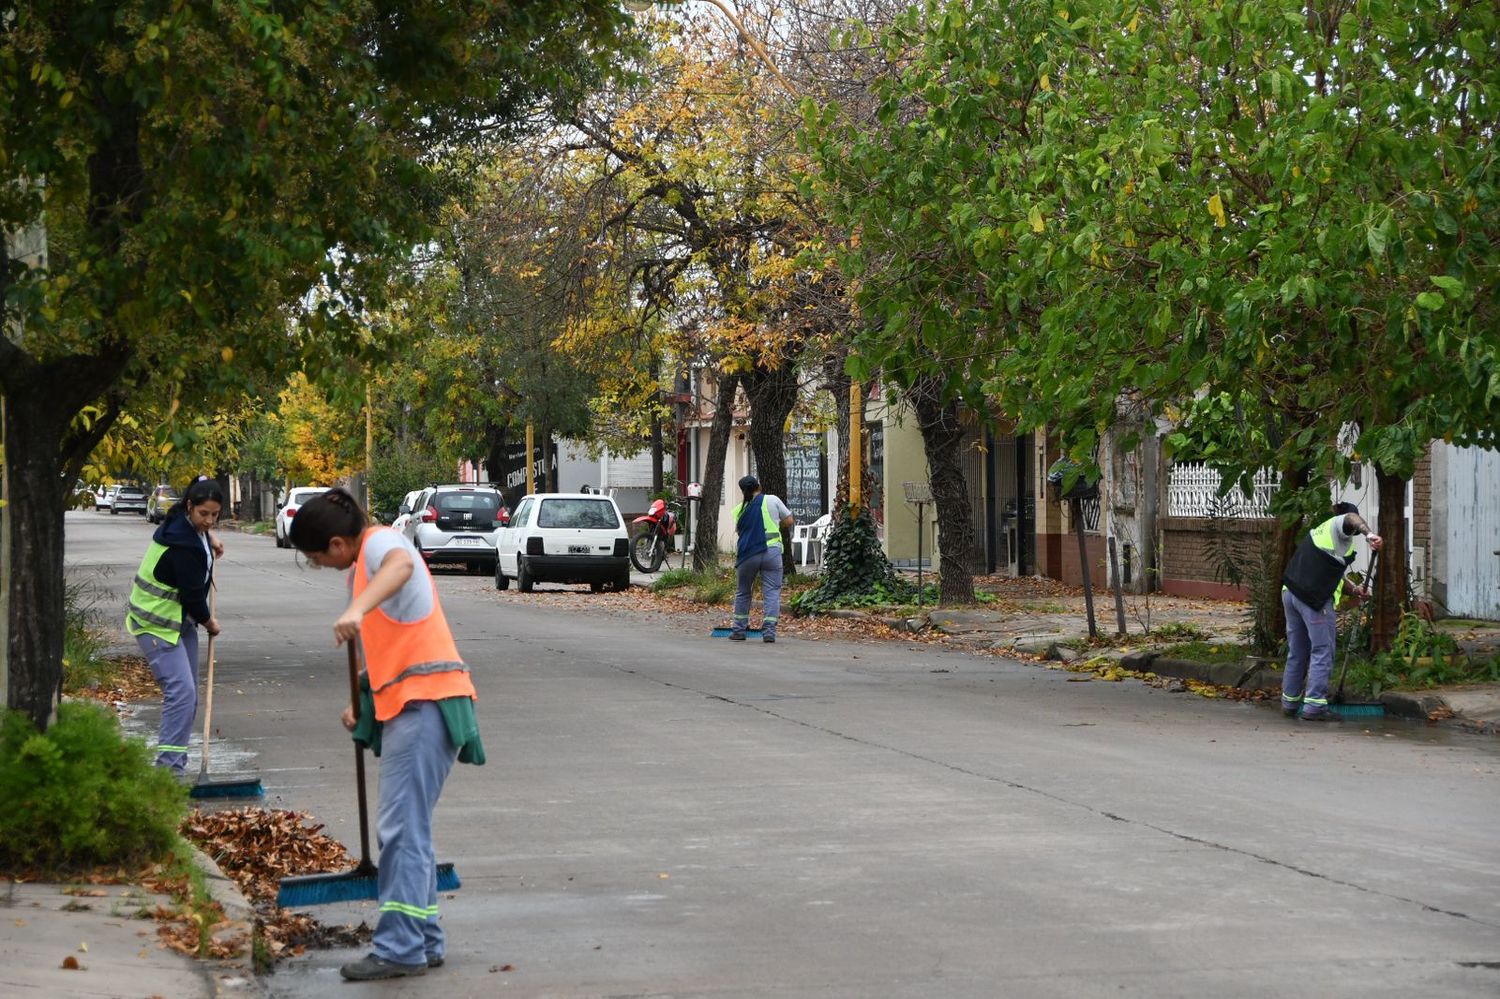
[{"xmin": 792, "ymin": 513, "xmax": 832, "ymax": 567}]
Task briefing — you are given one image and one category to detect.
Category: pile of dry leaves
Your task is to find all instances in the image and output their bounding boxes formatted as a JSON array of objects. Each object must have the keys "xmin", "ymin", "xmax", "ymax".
[
  {"xmin": 180, "ymin": 808, "xmax": 371, "ymax": 962},
  {"xmin": 69, "ymin": 654, "xmax": 159, "ymax": 712}
]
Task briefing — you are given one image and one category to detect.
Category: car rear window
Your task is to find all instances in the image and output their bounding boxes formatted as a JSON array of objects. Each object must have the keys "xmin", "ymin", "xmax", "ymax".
[
  {"xmin": 118, "ymin": 488, "xmax": 146, "ymax": 498},
  {"xmin": 290, "ymin": 489, "xmax": 325, "ymax": 504},
  {"xmin": 437, "ymin": 491, "xmax": 502, "ymax": 516},
  {"xmin": 537, "ymin": 498, "xmax": 620, "ymax": 530}
]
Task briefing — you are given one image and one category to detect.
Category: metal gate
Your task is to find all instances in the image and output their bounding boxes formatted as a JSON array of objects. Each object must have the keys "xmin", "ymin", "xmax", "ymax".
[{"xmin": 1440, "ymin": 443, "xmax": 1500, "ymax": 619}]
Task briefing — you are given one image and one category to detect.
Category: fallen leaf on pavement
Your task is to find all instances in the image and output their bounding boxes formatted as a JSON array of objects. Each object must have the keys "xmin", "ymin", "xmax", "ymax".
[{"xmin": 61, "ymin": 956, "xmax": 80, "ymax": 970}]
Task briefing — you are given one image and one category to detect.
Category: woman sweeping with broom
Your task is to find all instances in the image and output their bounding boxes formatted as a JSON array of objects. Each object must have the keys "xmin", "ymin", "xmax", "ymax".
[
  {"xmin": 288, "ymin": 487, "xmax": 484, "ymax": 981},
  {"xmin": 125, "ymin": 476, "xmax": 224, "ymax": 774}
]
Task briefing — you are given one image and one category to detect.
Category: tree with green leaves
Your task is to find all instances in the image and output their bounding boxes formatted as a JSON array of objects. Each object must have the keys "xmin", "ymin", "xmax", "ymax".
[
  {"xmin": 806, "ymin": 0, "xmax": 1498, "ymax": 631},
  {"xmin": 0, "ymin": 0, "xmax": 634, "ymax": 730}
]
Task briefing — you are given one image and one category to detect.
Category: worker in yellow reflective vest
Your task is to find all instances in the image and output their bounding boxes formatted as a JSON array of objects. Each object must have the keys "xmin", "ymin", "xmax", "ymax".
[
  {"xmin": 730, "ymin": 475, "xmax": 795, "ymax": 643},
  {"xmin": 1280, "ymin": 502, "xmax": 1382, "ymax": 721},
  {"xmin": 124, "ymin": 477, "xmax": 224, "ymax": 773}
]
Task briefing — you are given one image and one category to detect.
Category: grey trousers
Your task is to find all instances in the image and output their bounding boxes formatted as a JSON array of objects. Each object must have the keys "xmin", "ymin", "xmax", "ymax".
[
  {"xmin": 373, "ymin": 700, "xmax": 458, "ymax": 966},
  {"xmin": 732, "ymin": 547, "xmax": 784, "ymax": 637},
  {"xmin": 137, "ymin": 622, "xmax": 200, "ymax": 773},
  {"xmin": 1282, "ymin": 588, "xmax": 1338, "ymax": 715}
]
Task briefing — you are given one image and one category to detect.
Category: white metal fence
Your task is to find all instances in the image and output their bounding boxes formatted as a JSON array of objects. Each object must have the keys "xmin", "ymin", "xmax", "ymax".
[{"xmin": 1167, "ymin": 462, "xmax": 1279, "ymax": 518}]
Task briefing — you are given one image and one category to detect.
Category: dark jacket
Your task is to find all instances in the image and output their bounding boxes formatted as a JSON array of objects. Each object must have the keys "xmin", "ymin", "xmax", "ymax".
[{"xmin": 149, "ymin": 511, "xmax": 214, "ymax": 625}]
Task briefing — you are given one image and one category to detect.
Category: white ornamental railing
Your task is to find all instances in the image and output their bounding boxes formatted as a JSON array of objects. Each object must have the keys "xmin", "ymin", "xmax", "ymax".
[{"xmin": 1167, "ymin": 462, "xmax": 1279, "ymax": 518}]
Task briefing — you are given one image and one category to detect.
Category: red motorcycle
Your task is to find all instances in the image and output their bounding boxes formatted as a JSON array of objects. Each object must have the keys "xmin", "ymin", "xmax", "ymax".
[{"xmin": 630, "ymin": 498, "xmax": 680, "ymax": 572}]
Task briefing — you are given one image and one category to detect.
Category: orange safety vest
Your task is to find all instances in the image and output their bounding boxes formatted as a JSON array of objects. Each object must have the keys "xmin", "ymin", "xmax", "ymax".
[{"xmin": 354, "ymin": 527, "xmax": 477, "ymax": 722}]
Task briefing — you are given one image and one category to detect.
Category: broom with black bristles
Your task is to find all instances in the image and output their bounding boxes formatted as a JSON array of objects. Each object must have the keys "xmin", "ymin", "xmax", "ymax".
[
  {"xmin": 276, "ymin": 642, "xmax": 459, "ymax": 907},
  {"xmin": 1332, "ymin": 548, "xmax": 1386, "ymax": 719},
  {"xmin": 190, "ymin": 586, "xmax": 265, "ymax": 800}
]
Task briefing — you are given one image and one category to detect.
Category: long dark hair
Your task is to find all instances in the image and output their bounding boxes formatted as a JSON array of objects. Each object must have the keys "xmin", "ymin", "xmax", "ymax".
[
  {"xmin": 168, "ymin": 476, "xmax": 224, "ymax": 520},
  {"xmin": 288, "ymin": 487, "xmax": 367, "ymax": 552}
]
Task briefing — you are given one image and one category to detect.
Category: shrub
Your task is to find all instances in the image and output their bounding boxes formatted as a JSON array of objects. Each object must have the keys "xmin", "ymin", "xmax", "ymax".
[
  {"xmin": 691, "ymin": 570, "xmax": 736, "ymax": 605},
  {"xmin": 650, "ymin": 567, "xmax": 699, "ymax": 593},
  {"xmin": 62, "ymin": 578, "xmax": 112, "ymax": 694},
  {"xmin": 790, "ymin": 509, "xmax": 913, "ymax": 614},
  {"xmin": 0, "ymin": 703, "xmax": 187, "ymax": 871}
]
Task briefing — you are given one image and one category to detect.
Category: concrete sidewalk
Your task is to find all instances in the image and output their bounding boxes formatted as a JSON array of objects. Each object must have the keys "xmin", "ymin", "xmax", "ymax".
[
  {"xmin": 2, "ymin": 850, "xmax": 263, "ymax": 999},
  {"xmin": 888, "ymin": 580, "xmax": 1500, "ymax": 736}
]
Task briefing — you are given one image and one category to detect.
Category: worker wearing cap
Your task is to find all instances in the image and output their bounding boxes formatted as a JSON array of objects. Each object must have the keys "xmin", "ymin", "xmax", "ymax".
[
  {"xmin": 1280, "ymin": 501, "xmax": 1383, "ymax": 721},
  {"xmin": 730, "ymin": 475, "xmax": 795, "ymax": 643}
]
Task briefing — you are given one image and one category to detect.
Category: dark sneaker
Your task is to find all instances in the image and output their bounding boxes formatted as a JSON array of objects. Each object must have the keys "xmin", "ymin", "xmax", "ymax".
[
  {"xmin": 340, "ymin": 955, "xmax": 427, "ymax": 981},
  {"xmin": 763, "ymin": 634, "xmax": 776, "ymax": 643},
  {"xmin": 426, "ymin": 955, "xmax": 444, "ymax": 969},
  {"xmin": 728, "ymin": 632, "xmax": 747, "ymax": 642},
  {"xmin": 1282, "ymin": 705, "xmax": 1300, "ymax": 718},
  {"xmin": 1299, "ymin": 709, "xmax": 1340, "ymax": 723}
]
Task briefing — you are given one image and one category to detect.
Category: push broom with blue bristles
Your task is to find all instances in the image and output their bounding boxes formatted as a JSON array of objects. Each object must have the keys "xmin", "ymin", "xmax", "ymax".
[
  {"xmin": 1331, "ymin": 549, "xmax": 1386, "ymax": 719},
  {"xmin": 276, "ymin": 644, "xmax": 459, "ymax": 907}
]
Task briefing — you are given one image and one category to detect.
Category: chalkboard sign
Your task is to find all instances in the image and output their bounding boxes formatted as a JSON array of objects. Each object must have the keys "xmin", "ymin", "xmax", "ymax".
[{"xmin": 782, "ymin": 434, "xmax": 827, "ymax": 523}]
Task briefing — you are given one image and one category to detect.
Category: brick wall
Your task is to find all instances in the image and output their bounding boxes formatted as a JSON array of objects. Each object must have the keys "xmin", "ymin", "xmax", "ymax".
[
  {"xmin": 1047, "ymin": 531, "xmax": 1109, "ymax": 589},
  {"xmin": 1161, "ymin": 516, "xmax": 1275, "ymax": 599},
  {"xmin": 1412, "ymin": 447, "xmax": 1432, "ymax": 590}
]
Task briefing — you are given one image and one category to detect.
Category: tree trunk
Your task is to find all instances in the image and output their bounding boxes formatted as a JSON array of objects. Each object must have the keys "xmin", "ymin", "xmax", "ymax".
[
  {"xmin": 1269, "ymin": 463, "xmax": 1312, "ymax": 648},
  {"xmin": 823, "ymin": 348, "xmax": 852, "ymax": 516},
  {"xmin": 650, "ymin": 403, "xmax": 665, "ymax": 494},
  {"xmin": 1, "ymin": 341, "xmax": 124, "ymax": 730},
  {"xmin": 745, "ymin": 361, "xmax": 800, "ymax": 577},
  {"xmin": 1370, "ymin": 464, "xmax": 1408, "ymax": 652},
  {"xmin": 693, "ymin": 372, "xmax": 741, "ymax": 572},
  {"xmin": 907, "ymin": 377, "xmax": 975, "ymax": 604},
  {"xmin": 485, "ymin": 423, "xmax": 507, "ymax": 491}
]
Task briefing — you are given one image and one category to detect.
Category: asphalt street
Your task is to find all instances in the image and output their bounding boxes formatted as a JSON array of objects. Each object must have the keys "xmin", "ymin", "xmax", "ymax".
[{"xmin": 68, "ymin": 511, "xmax": 1500, "ymax": 998}]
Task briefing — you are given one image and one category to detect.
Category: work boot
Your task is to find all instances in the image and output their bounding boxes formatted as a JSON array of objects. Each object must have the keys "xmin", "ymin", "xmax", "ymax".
[
  {"xmin": 340, "ymin": 955, "xmax": 427, "ymax": 981},
  {"xmin": 763, "ymin": 634, "xmax": 776, "ymax": 643},
  {"xmin": 728, "ymin": 631, "xmax": 747, "ymax": 642},
  {"xmin": 426, "ymin": 954, "xmax": 444, "ymax": 969},
  {"xmin": 1298, "ymin": 709, "xmax": 1341, "ymax": 723}
]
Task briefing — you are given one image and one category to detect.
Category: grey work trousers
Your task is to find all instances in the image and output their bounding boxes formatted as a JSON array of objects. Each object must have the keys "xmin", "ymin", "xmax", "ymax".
[
  {"xmin": 732, "ymin": 547, "xmax": 784, "ymax": 638},
  {"xmin": 136, "ymin": 621, "xmax": 200, "ymax": 773},
  {"xmin": 372, "ymin": 700, "xmax": 458, "ymax": 967}
]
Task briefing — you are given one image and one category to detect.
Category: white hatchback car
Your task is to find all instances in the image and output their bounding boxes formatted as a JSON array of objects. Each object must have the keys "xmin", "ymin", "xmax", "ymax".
[
  {"xmin": 275, "ymin": 487, "xmax": 329, "ymax": 548},
  {"xmin": 495, "ymin": 493, "xmax": 630, "ymax": 593}
]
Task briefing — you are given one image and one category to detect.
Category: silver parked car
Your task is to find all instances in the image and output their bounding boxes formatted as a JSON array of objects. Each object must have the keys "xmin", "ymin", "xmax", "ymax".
[
  {"xmin": 401, "ymin": 483, "xmax": 510, "ymax": 572},
  {"xmin": 111, "ymin": 485, "xmax": 149, "ymax": 515}
]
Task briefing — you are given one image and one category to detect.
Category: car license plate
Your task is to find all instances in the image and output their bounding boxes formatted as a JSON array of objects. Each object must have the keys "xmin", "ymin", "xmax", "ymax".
[
  {"xmin": 454, "ymin": 537, "xmax": 482, "ymax": 547},
  {"xmin": 568, "ymin": 545, "xmax": 590, "ymax": 554}
]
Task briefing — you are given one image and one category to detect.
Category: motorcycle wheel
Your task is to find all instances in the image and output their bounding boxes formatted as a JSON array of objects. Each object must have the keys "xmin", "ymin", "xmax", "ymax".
[{"xmin": 630, "ymin": 529, "xmax": 661, "ymax": 573}]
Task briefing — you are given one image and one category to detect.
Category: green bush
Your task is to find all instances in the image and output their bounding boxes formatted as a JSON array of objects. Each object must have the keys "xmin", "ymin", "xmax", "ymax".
[
  {"xmin": 692, "ymin": 571, "xmax": 736, "ymax": 605},
  {"xmin": 62, "ymin": 578, "xmax": 113, "ymax": 693},
  {"xmin": 790, "ymin": 509, "xmax": 915, "ymax": 615},
  {"xmin": 650, "ymin": 567, "xmax": 699, "ymax": 593},
  {"xmin": 0, "ymin": 704, "xmax": 187, "ymax": 871}
]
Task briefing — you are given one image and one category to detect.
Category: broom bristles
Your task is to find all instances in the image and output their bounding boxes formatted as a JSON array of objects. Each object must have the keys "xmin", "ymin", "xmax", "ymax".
[
  {"xmin": 188, "ymin": 777, "xmax": 265, "ymax": 800},
  {"xmin": 277, "ymin": 863, "xmax": 461, "ymax": 908}
]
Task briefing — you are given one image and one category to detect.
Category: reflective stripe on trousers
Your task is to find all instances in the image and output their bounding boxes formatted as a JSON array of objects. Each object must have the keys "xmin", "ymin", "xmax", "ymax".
[{"xmin": 373, "ymin": 700, "xmax": 458, "ymax": 966}]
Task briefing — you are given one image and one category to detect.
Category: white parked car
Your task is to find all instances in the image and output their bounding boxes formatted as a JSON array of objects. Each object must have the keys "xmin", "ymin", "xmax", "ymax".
[
  {"xmin": 275, "ymin": 487, "xmax": 330, "ymax": 548},
  {"xmin": 96, "ymin": 484, "xmax": 120, "ymax": 512},
  {"xmin": 389, "ymin": 489, "xmax": 424, "ymax": 534},
  {"xmin": 495, "ymin": 492, "xmax": 630, "ymax": 593},
  {"xmin": 401, "ymin": 483, "xmax": 509, "ymax": 573}
]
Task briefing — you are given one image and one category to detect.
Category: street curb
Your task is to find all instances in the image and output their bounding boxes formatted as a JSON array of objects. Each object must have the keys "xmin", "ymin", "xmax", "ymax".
[
  {"xmin": 189, "ymin": 846, "xmax": 265, "ymax": 998},
  {"xmin": 1119, "ymin": 651, "xmax": 1282, "ymax": 692}
]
